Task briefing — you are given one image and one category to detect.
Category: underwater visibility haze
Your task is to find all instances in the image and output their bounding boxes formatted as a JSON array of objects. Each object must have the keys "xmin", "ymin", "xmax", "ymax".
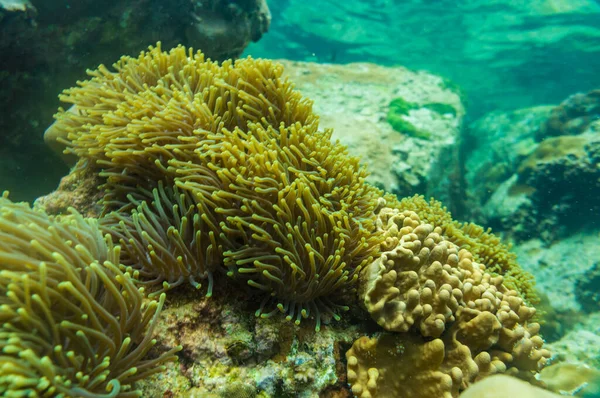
[{"xmin": 0, "ymin": 0, "xmax": 599, "ymax": 397}]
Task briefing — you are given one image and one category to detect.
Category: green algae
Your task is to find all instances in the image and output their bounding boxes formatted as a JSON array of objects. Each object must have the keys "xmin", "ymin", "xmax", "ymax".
[
  {"xmin": 423, "ymin": 102, "xmax": 457, "ymax": 116},
  {"xmin": 386, "ymin": 97, "xmax": 431, "ymax": 139}
]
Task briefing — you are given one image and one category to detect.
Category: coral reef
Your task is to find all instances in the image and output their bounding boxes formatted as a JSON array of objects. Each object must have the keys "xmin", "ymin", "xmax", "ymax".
[
  {"xmin": 31, "ymin": 43, "xmax": 549, "ymax": 396},
  {"xmin": 347, "ymin": 205, "xmax": 549, "ymax": 397},
  {"xmin": 0, "ymin": 193, "xmax": 179, "ymax": 397}
]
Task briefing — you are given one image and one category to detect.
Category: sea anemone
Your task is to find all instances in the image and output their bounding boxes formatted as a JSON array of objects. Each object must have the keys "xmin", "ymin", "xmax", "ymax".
[
  {"xmin": 47, "ymin": 43, "xmax": 386, "ymax": 329},
  {"xmin": 0, "ymin": 194, "xmax": 180, "ymax": 397}
]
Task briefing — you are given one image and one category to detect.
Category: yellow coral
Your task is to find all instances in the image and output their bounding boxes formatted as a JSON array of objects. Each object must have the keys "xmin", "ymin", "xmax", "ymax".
[
  {"xmin": 391, "ymin": 194, "xmax": 538, "ymax": 305},
  {"xmin": 347, "ymin": 334, "xmax": 461, "ymax": 398},
  {"xmin": 351, "ymin": 205, "xmax": 550, "ymax": 397},
  {"xmin": 49, "ymin": 42, "xmax": 317, "ymax": 211},
  {"xmin": 361, "ymin": 208, "xmax": 462, "ymax": 336}
]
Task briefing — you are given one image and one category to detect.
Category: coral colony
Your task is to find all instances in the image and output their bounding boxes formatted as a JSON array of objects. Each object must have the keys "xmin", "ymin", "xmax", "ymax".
[{"xmin": 1, "ymin": 44, "xmax": 548, "ymax": 397}]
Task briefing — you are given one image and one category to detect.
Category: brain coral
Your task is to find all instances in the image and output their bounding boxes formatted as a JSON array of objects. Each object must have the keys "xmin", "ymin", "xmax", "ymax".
[
  {"xmin": 349, "ymin": 204, "xmax": 550, "ymax": 397},
  {"xmin": 0, "ymin": 193, "xmax": 180, "ymax": 397},
  {"xmin": 46, "ymin": 43, "xmax": 386, "ymax": 330}
]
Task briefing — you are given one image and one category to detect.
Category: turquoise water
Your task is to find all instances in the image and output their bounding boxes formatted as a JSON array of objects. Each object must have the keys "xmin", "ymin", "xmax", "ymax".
[{"xmin": 0, "ymin": 1, "xmax": 599, "ymax": 397}]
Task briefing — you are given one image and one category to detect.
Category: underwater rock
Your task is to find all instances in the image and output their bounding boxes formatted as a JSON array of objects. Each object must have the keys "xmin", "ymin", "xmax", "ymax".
[
  {"xmin": 490, "ymin": 127, "xmax": 599, "ymax": 242},
  {"xmin": 513, "ymin": 230, "xmax": 600, "ymax": 370},
  {"xmin": 536, "ymin": 89, "xmax": 600, "ymax": 140},
  {"xmin": 185, "ymin": 0, "xmax": 271, "ymax": 61},
  {"xmin": 0, "ymin": 0, "xmax": 271, "ymax": 201},
  {"xmin": 575, "ymin": 262, "xmax": 600, "ymax": 313},
  {"xmin": 464, "ymin": 97, "xmax": 600, "ymax": 243},
  {"xmin": 33, "ymin": 164, "xmax": 103, "ymax": 217},
  {"xmin": 513, "ymin": 231, "xmax": 599, "ymax": 315},
  {"xmin": 134, "ymin": 287, "xmax": 360, "ymax": 397},
  {"xmin": 545, "ymin": 319, "xmax": 600, "ymax": 371},
  {"xmin": 280, "ymin": 60, "xmax": 465, "ymax": 211},
  {"xmin": 464, "ymin": 106, "xmax": 554, "ymax": 217},
  {"xmin": 460, "ymin": 374, "xmax": 561, "ymax": 398}
]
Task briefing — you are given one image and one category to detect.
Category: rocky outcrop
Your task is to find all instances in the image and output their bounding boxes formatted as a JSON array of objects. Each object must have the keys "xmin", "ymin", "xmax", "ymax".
[{"xmin": 464, "ymin": 91, "xmax": 600, "ymax": 242}]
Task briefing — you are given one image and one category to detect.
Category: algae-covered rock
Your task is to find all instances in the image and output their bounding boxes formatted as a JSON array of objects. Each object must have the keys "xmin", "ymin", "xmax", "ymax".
[
  {"xmin": 464, "ymin": 106, "xmax": 553, "ymax": 212},
  {"xmin": 464, "ymin": 92, "xmax": 600, "ymax": 242},
  {"xmin": 135, "ymin": 288, "xmax": 361, "ymax": 397},
  {"xmin": 513, "ymin": 232, "xmax": 600, "ymax": 315}
]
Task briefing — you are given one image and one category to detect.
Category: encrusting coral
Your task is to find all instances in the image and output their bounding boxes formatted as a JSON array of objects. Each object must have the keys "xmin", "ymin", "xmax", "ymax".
[
  {"xmin": 46, "ymin": 43, "xmax": 385, "ymax": 330},
  {"xmin": 348, "ymin": 204, "xmax": 550, "ymax": 397},
  {"xmin": 0, "ymin": 193, "xmax": 180, "ymax": 397}
]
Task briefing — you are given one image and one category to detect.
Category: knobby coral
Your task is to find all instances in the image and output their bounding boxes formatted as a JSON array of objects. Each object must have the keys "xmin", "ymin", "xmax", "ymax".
[
  {"xmin": 46, "ymin": 43, "xmax": 386, "ymax": 329},
  {"xmin": 389, "ymin": 194, "xmax": 538, "ymax": 305},
  {"xmin": 0, "ymin": 194, "xmax": 180, "ymax": 397},
  {"xmin": 349, "ymin": 204, "xmax": 550, "ymax": 397}
]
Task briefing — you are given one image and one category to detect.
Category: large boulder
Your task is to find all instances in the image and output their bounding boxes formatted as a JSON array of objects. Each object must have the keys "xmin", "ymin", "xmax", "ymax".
[{"xmin": 280, "ymin": 60, "xmax": 465, "ymax": 211}]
